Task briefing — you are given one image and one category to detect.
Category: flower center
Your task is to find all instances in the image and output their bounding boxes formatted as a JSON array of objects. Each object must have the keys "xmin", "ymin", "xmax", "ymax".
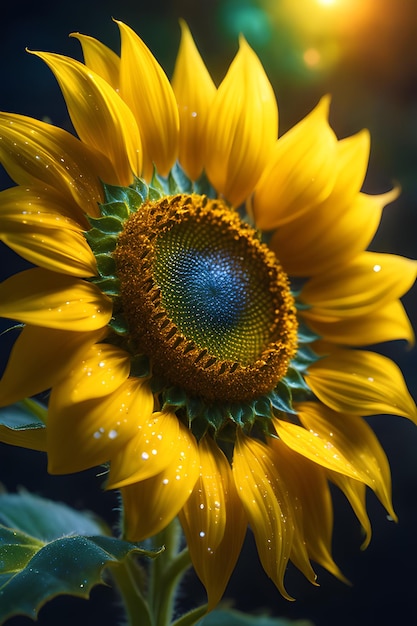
[{"xmin": 114, "ymin": 194, "xmax": 297, "ymax": 402}]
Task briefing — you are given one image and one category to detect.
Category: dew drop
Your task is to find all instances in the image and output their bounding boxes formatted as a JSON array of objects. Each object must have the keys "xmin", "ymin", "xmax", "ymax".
[{"xmin": 141, "ymin": 451, "xmax": 149, "ymax": 460}]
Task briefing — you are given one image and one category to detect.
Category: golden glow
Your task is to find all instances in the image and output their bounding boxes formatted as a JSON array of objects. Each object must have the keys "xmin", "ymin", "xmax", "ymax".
[{"xmin": 303, "ymin": 48, "xmax": 321, "ymax": 68}]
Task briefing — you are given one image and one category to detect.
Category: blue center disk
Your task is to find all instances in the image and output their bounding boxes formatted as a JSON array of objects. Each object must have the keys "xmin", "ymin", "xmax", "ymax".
[{"xmin": 154, "ymin": 219, "xmax": 275, "ymax": 363}]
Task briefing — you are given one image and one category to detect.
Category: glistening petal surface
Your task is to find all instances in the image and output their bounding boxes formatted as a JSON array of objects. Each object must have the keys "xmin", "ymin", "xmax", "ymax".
[
  {"xmin": 253, "ymin": 97, "xmax": 337, "ymax": 230},
  {"xmin": 296, "ymin": 402, "xmax": 395, "ymax": 517},
  {"xmin": 33, "ymin": 51, "xmax": 142, "ymax": 185},
  {"xmin": 0, "ymin": 186, "xmax": 97, "ymax": 277},
  {"xmin": 172, "ymin": 21, "xmax": 216, "ymax": 181},
  {"xmin": 117, "ymin": 20, "xmax": 179, "ymax": 179},
  {"xmin": 47, "ymin": 377, "xmax": 154, "ymax": 474},
  {"xmin": 233, "ymin": 432, "xmax": 293, "ymax": 599},
  {"xmin": 179, "ymin": 436, "xmax": 247, "ymax": 610},
  {"xmin": 122, "ymin": 420, "xmax": 200, "ymax": 541},
  {"xmin": 204, "ymin": 37, "xmax": 278, "ymax": 207},
  {"xmin": 71, "ymin": 32, "xmax": 121, "ymax": 90},
  {"xmin": 108, "ymin": 410, "xmax": 181, "ymax": 489},
  {"xmin": 0, "ymin": 326, "xmax": 106, "ymax": 407},
  {"xmin": 301, "ymin": 252, "xmax": 417, "ymax": 320},
  {"xmin": 0, "ymin": 112, "xmax": 114, "ymax": 215},
  {"xmin": 0, "ymin": 268, "xmax": 112, "ymax": 331},
  {"xmin": 306, "ymin": 350, "xmax": 417, "ymax": 422}
]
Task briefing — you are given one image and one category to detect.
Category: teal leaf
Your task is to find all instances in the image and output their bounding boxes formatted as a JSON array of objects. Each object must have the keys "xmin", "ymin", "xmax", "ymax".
[
  {"xmin": 0, "ymin": 398, "xmax": 46, "ymax": 431},
  {"xmin": 200, "ymin": 608, "xmax": 315, "ymax": 626},
  {"xmin": 0, "ymin": 492, "xmax": 107, "ymax": 541},
  {"xmin": 0, "ymin": 494, "xmax": 160, "ymax": 624}
]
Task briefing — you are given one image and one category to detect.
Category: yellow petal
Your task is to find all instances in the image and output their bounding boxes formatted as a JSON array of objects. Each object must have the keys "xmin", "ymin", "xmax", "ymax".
[
  {"xmin": 329, "ymin": 129, "xmax": 370, "ymax": 206},
  {"xmin": 204, "ymin": 37, "xmax": 278, "ymax": 207},
  {"xmin": 301, "ymin": 252, "xmax": 417, "ymax": 320},
  {"xmin": 0, "ymin": 268, "xmax": 112, "ymax": 331},
  {"xmin": 71, "ymin": 32, "xmax": 120, "ymax": 90},
  {"xmin": 0, "ymin": 112, "xmax": 114, "ymax": 215},
  {"xmin": 268, "ymin": 436, "xmax": 346, "ymax": 581},
  {"xmin": 0, "ymin": 184, "xmax": 91, "ymax": 230},
  {"xmin": 294, "ymin": 402, "xmax": 396, "ymax": 518},
  {"xmin": 306, "ymin": 350, "xmax": 417, "ymax": 422},
  {"xmin": 179, "ymin": 435, "xmax": 247, "ymax": 609},
  {"xmin": 171, "ymin": 21, "xmax": 216, "ymax": 181},
  {"xmin": 232, "ymin": 431, "xmax": 293, "ymax": 599},
  {"xmin": 0, "ymin": 423, "xmax": 47, "ymax": 452},
  {"xmin": 329, "ymin": 472, "xmax": 373, "ymax": 549},
  {"xmin": 253, "ymin": 96, "xmax": 337, "ymax": 230},
  {"xmin": 47, "ymin": 377, "xmax": 153, "ymax": 474},
  {"xmin": 108, "ymin": 410, "xmax": 181, "ymax": 489},
  {"xmin": 121, "ymin": 421, "xmax": 199, "ymax": 541},
  {"xmin": 32, "ymin": 51, "xmax": 142, "ymax": 185},
  {"xmin": 303, "ymin": 300, "xmax": 414, "ymax": 346},
  {"xmin": 271, "ymin": 188, "xmax": 397, "ymax": 278},
  {"xmin": 117, "ymin": 20, "xmax": 179, "ymax": 179},
  {"xmin": 0, "ymin": 325, "xmax": 106, "ymax": 407},
  {"xmin": 0, "ymin": 186, "xmax": 97, "ymax": 277},
  {"xmin": 50, "ymin": 343, "xmax": 131, "ymax": 406}
]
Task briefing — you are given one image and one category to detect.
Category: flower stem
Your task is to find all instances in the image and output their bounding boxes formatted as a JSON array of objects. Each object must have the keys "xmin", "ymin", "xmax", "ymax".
[{"xmin": 110, "ymin": 556, "xmax": 153, "ymax": 626}]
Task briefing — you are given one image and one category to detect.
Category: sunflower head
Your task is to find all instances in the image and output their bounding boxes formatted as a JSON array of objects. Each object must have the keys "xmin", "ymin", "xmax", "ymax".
[{"xmin": 0, "ymin": 18, "xmax": 416, "ymax": 611}]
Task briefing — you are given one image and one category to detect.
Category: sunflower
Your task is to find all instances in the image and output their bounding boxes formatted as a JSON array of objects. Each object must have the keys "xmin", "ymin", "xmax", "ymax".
[{"xmin": 0, "ymin": 20, "xmax": 416, "ymax": 608}]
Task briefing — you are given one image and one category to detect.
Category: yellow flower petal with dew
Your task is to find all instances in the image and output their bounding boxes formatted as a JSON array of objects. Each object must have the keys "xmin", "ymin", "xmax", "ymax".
[
  {"xmin": 108, "ymin": 410, "xmax": 183, "ymax": 489},
  {"xmin": 306, "ymin": 350, "xmax": 417, "ymax": 422},
  {"xmin": 70, "ymin": 32, "xmax": 120, "ymax": 90},
  {"xmin": 172, "ymin": 20, "xmax": 216, "ymax": 181},
  {"xmin": 0, "ymin": 422, "xmax": 47, "ymax": 452},
  {"xmin": 117, "ymin": 20, "xmax": 179, "ymax": 179},
  {"xmin": 179, "ymin": 435, "xmax": 247, "ymax": 610},
  {"xmin": 47, "ymin": 377, "xmax": 153, "ymax": 474},
  {"xmin": 304, "ymin": 300, "xmax": 414, "ymax": 346},
  {"xmin": 270, "ymin": 187, "xmax": 397, "ymax": 278},
  {"xmin": 204, "ymin": 37, "xmax": 278, "ymax": 207},
  {"xmin": 232, "ymin": 431, "xmax": 294, "ymax": 599},
  {"xmin": 267, "ymin": 437, "xmax": 346, "ymax": 582},
  {"xmin": 328, "ymin": 129, "xmax": 370, "ymax": 206},
  {"xmin": 50, "ymin": 343, "xmax": 131, "ymax": 406},
  {"xmin": 0, "ymin": 113, "xmax": 114, "ymax": 215},
  {"xmin": 0, "ymin": 326, "xmax": 106, "ymax": 408},
  {"xmin": 328, "ymin": 472, "xmax": 373, "ymax": 549},
  {"xmin": 253, "ymin": 96, "xmax": 337, "ymax": 230},
  {"xmin": 295, "ymin": 402, "xmax": 395, "ymax": 518},
  {"xmin": 301, "ymin": 252, "xmax": 417, "ymax": 321},
  {"xmin": 121, "ymin": 421, "xmax": 200, "ymax": 541},
  {"xmin": 0, "ymin": 267, "xmax": 112, "ymax": 331},
  {"xmin": 32, "ymin": 51, "xmax": 142, "ymax": 185},
  {"xmin": 0, "ymin": 187, "xmax": 97, "ymax": 277}
]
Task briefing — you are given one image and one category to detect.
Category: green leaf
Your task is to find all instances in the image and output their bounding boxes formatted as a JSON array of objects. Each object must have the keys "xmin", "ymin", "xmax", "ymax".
[
  {"xmin": 0, "ymin": 492, "xmax": 107, "ymax": 541},
  {"xmin": 0, "ymin": 398, "xmax": 46, "ymax": 430},
  {"xmin": 200, "ymin": 608, "xmax": 315, "ymax": 626},
  {"xmin": 0, "ymin": 494, "xmax": 160, "ymax": 623}
]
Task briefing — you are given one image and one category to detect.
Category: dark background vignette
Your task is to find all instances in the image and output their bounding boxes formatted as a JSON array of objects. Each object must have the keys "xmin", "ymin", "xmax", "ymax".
[{"xmin": 0, "ymin": 1, "xmax": 416, "ymax": 625}]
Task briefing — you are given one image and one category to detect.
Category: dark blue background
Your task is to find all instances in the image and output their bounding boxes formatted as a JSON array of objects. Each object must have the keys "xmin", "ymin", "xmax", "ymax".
[{"xmin": 1, "ymin": 1, "xmax": 417, "ymax": 625}]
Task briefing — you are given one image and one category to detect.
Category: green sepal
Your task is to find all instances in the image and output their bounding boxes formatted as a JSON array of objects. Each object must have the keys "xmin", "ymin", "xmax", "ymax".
[
  {"xmin": 297, "ymin": 320, "xmax": 320, "ymax": 343},
  {"xmin": 91, "ymin": 276, "xmax": 120, "ymax": 296},
  {"xmin": 84, "ymin": 228, "xmax": 118, "ymax": 254},
  {"xmin": 102, "ymin": 181, "xmax": 145, "ymax": 209},
  {"xmin": 0, "ymin": 493, "xmax": 160, "ymax": 624},
  {"xmin": 109, "ymin": 310, "xmax": 129, "ymax": 335},
  {"xmin": 200, "ymin": 608, "xmax": 315, "ymax": 626},
  {"xmin": 94, "ymin": 252, "xmax": 117, "ymax": 277},
  {"xmin": 168, "ymin": 162, "xmax": 193, "ymax": 194},
  {"xmin": 291, "ymin": 345, "xmax": 321, "ymax": 372},
  {"xmin": 270, "ymin": 380, "xmax": 295, "ymax": 414},
  {"xmin": 131, "ymin": 176, "xmax": 150, "ymax": 203},
  {"xmin": 88, "ymin": 214, "xmax": 125, "ymax": 234}
]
